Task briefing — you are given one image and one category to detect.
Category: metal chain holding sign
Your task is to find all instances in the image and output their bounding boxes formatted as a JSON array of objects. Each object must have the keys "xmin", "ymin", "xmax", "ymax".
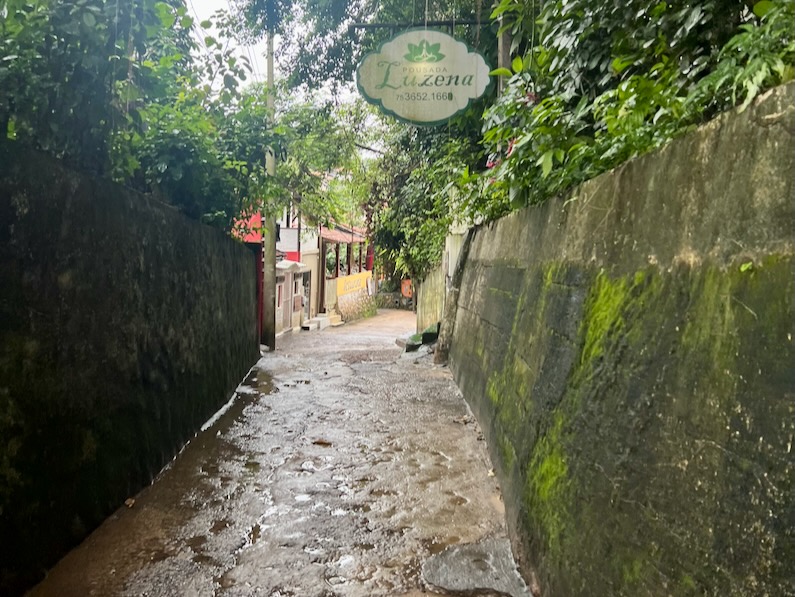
[{"xmin": 475, "ymin": 0, "xmax": 481, "ymax": 47}]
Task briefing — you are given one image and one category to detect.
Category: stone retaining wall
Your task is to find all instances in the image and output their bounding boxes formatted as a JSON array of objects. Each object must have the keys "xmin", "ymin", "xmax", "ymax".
[{"xmin": 447, "ymin": 85, "xmax": 795, "ymax": 596}]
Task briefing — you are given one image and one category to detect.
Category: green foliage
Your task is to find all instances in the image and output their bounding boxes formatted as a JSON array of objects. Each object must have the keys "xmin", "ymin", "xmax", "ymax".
[
  {"xmin": 0, "ymin": 0, "xmax": 165, "ymax": 171},
  {"xmin": 236, "ymin": 0, "xmax": 494, "ymax": 89},
  {"xmin": 234, "ymin": 0, "xmax": 298, "ymax": 36},
  {"xmin": 129, "ymin": 101, "xmax": 233, "ymax": 221},
  {"xmin": 368, "ymin": 118, "xmax": 482, "ymax": 281},
  {"xmin": 1, "ymin": 0, "xmax": 278, "ymax": 228},
  {"xmin": 473, "ymin": 0, "xmax": 795, "ymax": 220},
  {"xmin": 687, "ymin": 1, "xmax": 795, "ymax": 113},
  {"xmin": 113, "ymin": 8, "xmax": 270, "ymax": 228},
  {"xmin": 272, "ymin": 95, "xmax": 364, "ymax": 224}
]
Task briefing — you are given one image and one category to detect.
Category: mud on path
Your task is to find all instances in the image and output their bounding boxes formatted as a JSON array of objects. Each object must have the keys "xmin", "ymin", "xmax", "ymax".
[{"xmin": 30, "ymin": 310, "xmax": 530, "ymax": 597}]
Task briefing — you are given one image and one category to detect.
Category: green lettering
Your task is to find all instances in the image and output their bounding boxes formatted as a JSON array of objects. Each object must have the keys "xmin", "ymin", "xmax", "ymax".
[{"xmin": 376, "ymin": 61, "xmax": 401, "ymax": 90}]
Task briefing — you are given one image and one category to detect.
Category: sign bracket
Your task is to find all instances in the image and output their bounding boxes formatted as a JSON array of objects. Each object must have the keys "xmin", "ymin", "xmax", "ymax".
[{"xmin": 349, "ymin": 20, "xmax": 486, "ymax": 36}]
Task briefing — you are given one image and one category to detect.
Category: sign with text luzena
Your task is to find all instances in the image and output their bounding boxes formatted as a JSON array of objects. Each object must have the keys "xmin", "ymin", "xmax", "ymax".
[{"xmin": 356, "ymin": 29, "xmax": 492, "ymax": 126}]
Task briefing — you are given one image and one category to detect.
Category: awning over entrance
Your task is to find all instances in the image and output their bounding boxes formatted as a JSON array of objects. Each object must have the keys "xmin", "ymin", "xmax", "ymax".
[
  {"xmin": 319, "ymin": 226, "xmax": 365, "ymax": 244},
  {"xmin": 276, "ymin": 260, "xmax": 309, "ymax": 274}
]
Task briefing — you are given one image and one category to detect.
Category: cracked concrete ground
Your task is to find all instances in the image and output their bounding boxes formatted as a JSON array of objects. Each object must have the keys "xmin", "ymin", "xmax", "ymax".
[{"xmin": 30, "ymin": 309, "xmax": 531, "ymax": 597}]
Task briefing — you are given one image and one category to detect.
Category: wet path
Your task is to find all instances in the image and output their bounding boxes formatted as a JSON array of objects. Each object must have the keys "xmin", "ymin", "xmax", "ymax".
[{"xmin": 30, "ymin": 310, "xmax": 531, "ymax": 597}]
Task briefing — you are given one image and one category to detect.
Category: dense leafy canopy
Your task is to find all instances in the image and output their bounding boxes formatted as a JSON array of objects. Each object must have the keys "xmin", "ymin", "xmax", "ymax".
[
  {"xmin": 271, "ymin": 92, "xmax": 371, "ymax": 226},
  {"xmin": 1, "ymin": 0, "xmax": 274, "ymax": 227},
  {"xmin": 3, "ymin": 0, "xmax": 792, "ymax": 278},
  {"xmin": 235, "ymin": 0, "xmax": 493, "ymax": 89},
  {"xmin": 477, "ymin": 0, "xmax": 795, "ymax": 218},
  {"xmin": 367, "ymin": 117, "xmax": 482, "ymax": 281}
]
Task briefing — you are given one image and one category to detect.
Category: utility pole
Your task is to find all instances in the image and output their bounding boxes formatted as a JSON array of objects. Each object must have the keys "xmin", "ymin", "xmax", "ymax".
[
  {"xmin": 262, "ymin": 29, "xmax": 277, "ymax": 351},
  {"xmin": 497, "ymin": 19, "xmax": 511, "ymax": 95}
]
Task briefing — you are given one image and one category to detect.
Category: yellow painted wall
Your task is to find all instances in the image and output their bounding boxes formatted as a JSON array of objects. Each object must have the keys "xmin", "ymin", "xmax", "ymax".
[{"xmin": 336, "ymin": 271, "xmax": 371, "ymax": 297}]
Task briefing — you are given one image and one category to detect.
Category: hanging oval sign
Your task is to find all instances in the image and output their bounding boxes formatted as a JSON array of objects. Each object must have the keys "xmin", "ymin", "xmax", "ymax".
[{"xmin": 356, "ymin": 29, "xmax": 492, "ymax": 126}]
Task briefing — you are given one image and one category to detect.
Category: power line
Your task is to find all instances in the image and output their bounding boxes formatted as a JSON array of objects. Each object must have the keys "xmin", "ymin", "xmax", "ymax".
[
  {"xmin": 223, "ymin": 0, "xmax": 262, "ymax": 83},
  {"xmin": 187, "ymin": 0, "xmax": 208, "ymax": 51}
]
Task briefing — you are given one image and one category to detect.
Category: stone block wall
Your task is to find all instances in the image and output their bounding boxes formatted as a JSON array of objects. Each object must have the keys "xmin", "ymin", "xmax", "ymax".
[
  {"xmin": 447, "ymin": 85, "xmax": 795, "ymax": 596},
  {"xmin": 0, "ymin": 141, "xmax": 259, "ymax": 594},
  {"xmin": 337, "ymin": 289, "xmax": 377, "ymax": 321}
]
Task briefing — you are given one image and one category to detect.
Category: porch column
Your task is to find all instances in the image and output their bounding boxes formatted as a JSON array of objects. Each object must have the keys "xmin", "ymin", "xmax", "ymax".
[{"xmin": 319, "ymin": 240, "xmax": 326, "ymax": 312}]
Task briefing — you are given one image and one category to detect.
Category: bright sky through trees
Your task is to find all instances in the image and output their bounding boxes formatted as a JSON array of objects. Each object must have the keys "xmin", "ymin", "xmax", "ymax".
[{"xmin": 188, "ymin": 0, "xmax": 271, "ymax": 84}]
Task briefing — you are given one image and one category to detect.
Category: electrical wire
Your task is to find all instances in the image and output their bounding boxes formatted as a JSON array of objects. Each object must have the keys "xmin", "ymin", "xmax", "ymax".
[
  {"xmin": 225, "ymin": 0, "xmax": 263, "ymax": 83},
  {"xmin": 187, "ymin": 0, "xmax": 208, "ymax": 51}
]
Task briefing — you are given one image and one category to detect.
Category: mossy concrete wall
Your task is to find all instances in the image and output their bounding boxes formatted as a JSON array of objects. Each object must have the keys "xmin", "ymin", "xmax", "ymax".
[
  {"xmin": 417, "ymin": 230, "xmax": 470, "ymax": 334},
  {"xmin": 0, "ymin": 141, "xmax": 259, "ymax": 594},
  {"xmin": 417, "ymin": 264, "xmax": 445, "ymax": 332},
  {"xmin": 447, "ymin": 84, "xmax": 795, "ymax": 596}
]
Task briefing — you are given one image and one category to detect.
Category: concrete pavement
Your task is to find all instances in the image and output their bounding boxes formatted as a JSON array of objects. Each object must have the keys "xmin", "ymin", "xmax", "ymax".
[{"xmin": 30, "ymin": 309, "xmax": 530, "ymax": 597}]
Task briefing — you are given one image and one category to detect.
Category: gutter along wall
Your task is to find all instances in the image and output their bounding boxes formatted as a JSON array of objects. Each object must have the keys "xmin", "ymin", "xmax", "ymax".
[
  {"xmin": 446, "ymin": 84, "xmax": 795, "ymax": 596},
  {"xmin": 0, "ymin": 141, "xmax": 259, "ymax": 594}
]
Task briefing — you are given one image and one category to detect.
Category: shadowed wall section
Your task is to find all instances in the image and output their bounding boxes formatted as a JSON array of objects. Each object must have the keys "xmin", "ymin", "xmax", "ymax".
[
  {"xmin": 0, "ymin": 141, "xmax": 259, "ymax": 594},
  {"xmin": 447, "ymin": 84, "xmax": 795, "ymax": 596}
]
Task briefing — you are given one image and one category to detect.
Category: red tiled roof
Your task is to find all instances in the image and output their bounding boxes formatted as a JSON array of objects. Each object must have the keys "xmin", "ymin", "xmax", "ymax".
[{"xmin": 320, "ymin": 226, "xmax": 365, "ymax": 244}]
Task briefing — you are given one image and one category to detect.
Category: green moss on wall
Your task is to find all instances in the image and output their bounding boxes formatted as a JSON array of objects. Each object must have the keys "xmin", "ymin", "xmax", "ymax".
[
  {"xmin": 524, "ymin": 412, "xmax": 569, "ymax": 558},
  {"xmin": 579, "ymin": 270, "xmax": 630, "ymax": 367},
  {"xmin": 448, "ymin": 85, "xmax": 795, "ymax": 596},
  {"xmin": 457, "ymin": 256, "xmax": 793, "ymax": 597}
]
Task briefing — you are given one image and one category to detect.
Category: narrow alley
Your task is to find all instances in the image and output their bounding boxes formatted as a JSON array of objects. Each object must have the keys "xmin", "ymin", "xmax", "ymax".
[{"xmin": 29, "ymin": 310, "xmax": 531, "ymax": 597}]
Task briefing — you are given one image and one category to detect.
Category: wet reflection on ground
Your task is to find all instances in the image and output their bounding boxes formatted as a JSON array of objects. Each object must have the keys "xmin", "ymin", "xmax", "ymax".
[{"xmin": 30, "ymin": 310, "xmax": 530, "ymax": 597}]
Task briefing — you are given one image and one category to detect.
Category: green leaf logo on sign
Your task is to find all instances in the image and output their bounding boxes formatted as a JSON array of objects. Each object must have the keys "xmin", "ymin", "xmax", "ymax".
[
  {"xmin": 404, "ymin": 40, "xmax": 445, "ymax": 63},
  {"xmin": 356, "ymin": 29, "xmax": 492, "ymax": 126}
]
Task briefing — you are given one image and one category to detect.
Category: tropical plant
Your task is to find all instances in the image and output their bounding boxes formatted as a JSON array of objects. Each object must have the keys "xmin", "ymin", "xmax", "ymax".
[
  {"xmin": 271, "ymin": 94, "xmax": 363, "ymax": 224},
  {"xmin": 474, "ymin": 0, "xmax": 795, "ymax": 220},
  {"xmin": 0, "ymin": 0, "xmax": 171, "ymax": 171},
  {"xmin": 368, "ymin": 116, "xmax": 483, "ymax": 281},
  {"xmin": 688, "ymin": 0, "xmax": 795, "ymax": 114},
  {"xmin": 1, "ymin": 0, "xmax": 280, "ymax": 228}
]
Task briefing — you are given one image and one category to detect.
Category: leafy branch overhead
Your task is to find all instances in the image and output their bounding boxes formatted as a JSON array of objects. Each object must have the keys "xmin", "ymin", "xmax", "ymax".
[
  {"xmin": 234, "ymin": 0, "xmax": 491, "ymax": 89},
  {"xmin": 474, "ymin": 0, "xmax": 795, "ymax": 218},
  {"xmin": 2, "ymin": 0, "xmax": 792, "ymax": 266},
  {"xmin": 2, "ymin": 0, "xmax": 329, "ymax": 228}
]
